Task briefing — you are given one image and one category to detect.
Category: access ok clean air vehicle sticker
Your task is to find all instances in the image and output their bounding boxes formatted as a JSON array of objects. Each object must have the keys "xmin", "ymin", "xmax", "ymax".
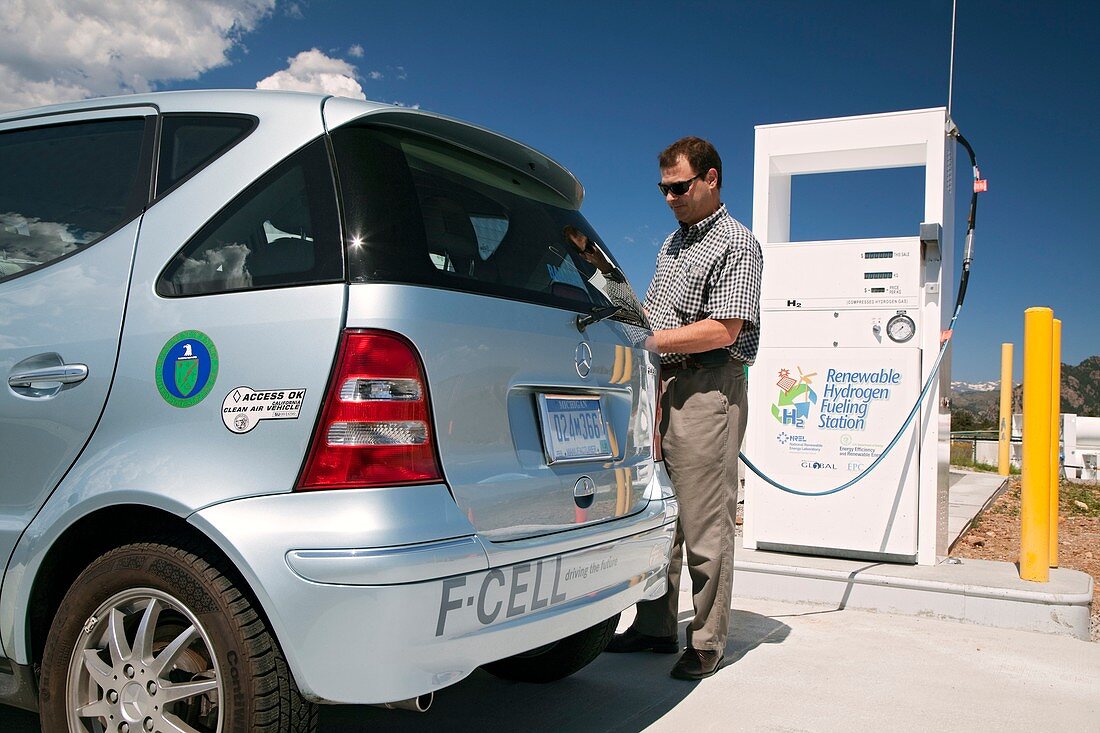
[
  {"xmin": 221, "ymin": 386, "xmax": 306, "ymax": 433},
  {"xmin": 155, "ymin": 330, "xmax": 219, "ymax": 408}
]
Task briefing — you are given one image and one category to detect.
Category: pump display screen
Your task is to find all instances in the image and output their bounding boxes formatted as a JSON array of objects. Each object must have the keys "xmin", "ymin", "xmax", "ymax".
[
  {"xmin": 864, "ymin": 251, "xmax": 894, "ymax": 259},
  {"xmin": 864, "ymin": 272, "xmax": 893, "ymax": 280}
]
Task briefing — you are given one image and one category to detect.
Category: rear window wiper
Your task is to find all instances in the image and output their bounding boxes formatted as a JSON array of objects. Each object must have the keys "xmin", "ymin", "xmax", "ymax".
[{"xmin": 576, "ymin": 305, "xmax": 623, "ymax": 332}]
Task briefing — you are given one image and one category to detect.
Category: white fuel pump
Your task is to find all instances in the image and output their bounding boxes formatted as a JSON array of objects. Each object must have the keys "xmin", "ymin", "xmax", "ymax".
[{"xmin": 743, "ymin": 108, "xmax": 961, "ymax": 565}]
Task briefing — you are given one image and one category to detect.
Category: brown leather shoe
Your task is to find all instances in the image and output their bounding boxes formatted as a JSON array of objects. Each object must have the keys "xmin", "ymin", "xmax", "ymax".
[
  {"xmin": 604, "ymin": 627, "xmax": 679, "ymax": 654},
  {"xmin": 670, "ymin": 648, "xmax": 723, "ymax": 679}
]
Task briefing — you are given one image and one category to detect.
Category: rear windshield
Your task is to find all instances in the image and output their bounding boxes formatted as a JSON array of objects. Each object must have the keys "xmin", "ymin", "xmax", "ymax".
[{"xmin": 330, "ymin": 124, "xmax": 647, "ymax": 328}]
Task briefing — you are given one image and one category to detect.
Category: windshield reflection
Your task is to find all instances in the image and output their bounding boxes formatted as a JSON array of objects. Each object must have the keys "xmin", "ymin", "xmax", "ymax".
[{"xmin": 0, "ymin": 212, "xmax": 99, "ymax": 277}]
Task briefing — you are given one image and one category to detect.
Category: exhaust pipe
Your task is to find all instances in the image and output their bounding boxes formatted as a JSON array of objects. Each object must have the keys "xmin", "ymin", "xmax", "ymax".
[{"xmin": 371, "ymin": 692, "xmax": 433, "ymax": 713}]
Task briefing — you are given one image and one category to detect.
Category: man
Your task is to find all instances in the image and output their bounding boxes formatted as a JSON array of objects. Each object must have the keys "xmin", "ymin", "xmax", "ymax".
[{"xmin": 606, "ymin": 136, "xmax": 762, "ymax": 680}]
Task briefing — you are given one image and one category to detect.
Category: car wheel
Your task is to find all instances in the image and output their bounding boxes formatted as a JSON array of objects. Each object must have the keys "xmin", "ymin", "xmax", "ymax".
[
  {"xmin": 481, "ymin": 613, "xmax": 620, "ymax": 683},
  {"xmin": 39, "ymin": 540, "xmax": 317, "ymax": 733}
]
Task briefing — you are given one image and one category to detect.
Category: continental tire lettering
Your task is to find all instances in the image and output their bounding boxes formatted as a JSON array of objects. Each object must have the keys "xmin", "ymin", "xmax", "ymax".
[
  {"xmin": 226, "ymin": 649, "xmax": 244, "ymax": 707},
  {"xmin": 477, "ymin": 569, "xmax": 506, "ymax": 625}
]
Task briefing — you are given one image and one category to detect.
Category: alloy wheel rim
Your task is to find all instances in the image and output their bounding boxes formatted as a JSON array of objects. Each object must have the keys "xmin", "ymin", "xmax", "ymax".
[{"xmin": 65, "ymin": 587, "xmax": 224, "ymax": 733}]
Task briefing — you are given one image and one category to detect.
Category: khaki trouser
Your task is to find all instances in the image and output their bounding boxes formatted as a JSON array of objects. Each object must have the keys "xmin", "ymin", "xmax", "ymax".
[{"xmin": 634, "ymin": 360, "xmax": 747, "ymax": 651}]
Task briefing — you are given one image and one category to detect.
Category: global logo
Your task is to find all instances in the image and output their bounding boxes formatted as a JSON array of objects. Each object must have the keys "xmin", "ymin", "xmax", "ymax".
[
  {"xmin": 801, "ymin": 460, "xmax": 837, "ymax": 470},
  {"xmin": 771, "ymin": 367, "xmax": 818, "ymax": 429}
]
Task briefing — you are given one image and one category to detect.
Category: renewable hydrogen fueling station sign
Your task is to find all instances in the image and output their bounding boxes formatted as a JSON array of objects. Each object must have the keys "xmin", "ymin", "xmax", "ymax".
[
  {"xmin": 761, "ymin": 353, "xmax": 915, "ymax": 478},
  {"xmin": 772, "ymin": 366, "xmax": 904, "ymax": 432}
]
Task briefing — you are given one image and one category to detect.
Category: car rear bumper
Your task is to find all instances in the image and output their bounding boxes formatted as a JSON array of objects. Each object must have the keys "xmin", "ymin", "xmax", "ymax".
[{"xmin": 190, "ymin": 465, "xmax": 677, "ymax": 704}]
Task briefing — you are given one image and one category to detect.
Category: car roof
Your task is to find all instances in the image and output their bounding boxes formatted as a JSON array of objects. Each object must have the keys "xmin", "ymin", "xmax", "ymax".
[
  {"xmin": 0, "ymin": 89, "xmax": 584, "ymax": 207},
  {"xmin": 0, "ymin": 89, "xmax": 379, "ymax": 123}
]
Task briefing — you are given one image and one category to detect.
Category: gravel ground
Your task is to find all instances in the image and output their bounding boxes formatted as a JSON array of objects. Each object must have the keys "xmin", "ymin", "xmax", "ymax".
[{"xmin": 952, "ymin": 476, "xmax": 1100, "ymax": 642}]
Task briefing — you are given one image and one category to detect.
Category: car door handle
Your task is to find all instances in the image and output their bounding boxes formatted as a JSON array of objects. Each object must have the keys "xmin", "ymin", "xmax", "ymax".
[
  {"xmin": 9, "ymin": 363, "xmax": 89, "ymax": 388},
  {"xmin": 8, "ymin": 353, "xmax": 90, "ymax": 398}
]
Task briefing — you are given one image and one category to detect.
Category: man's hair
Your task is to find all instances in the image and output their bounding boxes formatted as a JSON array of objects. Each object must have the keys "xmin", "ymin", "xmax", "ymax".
[{"xmin": 658, "ymin": 136, "xmax": 722, "ymax": 189}]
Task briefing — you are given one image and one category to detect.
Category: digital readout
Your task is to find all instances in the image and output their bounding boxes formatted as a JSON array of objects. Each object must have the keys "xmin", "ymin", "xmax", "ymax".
[
  {"xmin": 870, "ymin": 287, "xmax": 886, "ymax": 293},
  {"xmin": 864, "ymin": 272, "xmax": 893, "ymax": 280},
  {"xmin": 864, "ymin": 251, "xmax": 894, "ymax": 259}
]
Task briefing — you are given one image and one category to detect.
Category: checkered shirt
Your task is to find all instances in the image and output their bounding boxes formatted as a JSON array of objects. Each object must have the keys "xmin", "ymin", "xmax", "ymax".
[{"xmin": 643, "ymin": 204, "xmax": 763, "ymax": 365}]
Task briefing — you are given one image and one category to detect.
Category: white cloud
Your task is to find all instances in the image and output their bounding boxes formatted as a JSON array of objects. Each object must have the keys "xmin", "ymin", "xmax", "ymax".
[
  {"xmin": 369, "ymin": 70, "xmax": 383, "ymax": 80},
  {"xmin": 0, "ymin": 212, "xmax": 93, "ymax": 271},
  {"xmin": 348, "ymin": 44, "xmax": 364, "ymax": 58},
  {"xmin": 0, "ymin": 0, "xmax": 276, "ymax": 112},
  {"xmin": 256, "ymin": 48, "xmax": 365, "ymax": 99},
  {"xmin": 176, "ymin": 243, "xmax": 253, "ymax": 292}
]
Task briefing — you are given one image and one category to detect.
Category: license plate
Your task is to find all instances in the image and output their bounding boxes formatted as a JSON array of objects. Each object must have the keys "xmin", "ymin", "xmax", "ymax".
[{"xmin": 536, "ymin": 394, "xmax": 613, "ymax": 464}]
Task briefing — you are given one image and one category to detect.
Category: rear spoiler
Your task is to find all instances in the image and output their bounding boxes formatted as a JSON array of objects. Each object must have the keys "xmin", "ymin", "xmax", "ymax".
[{"xmin": 322, "ymin": 97, "xmax": 584, "ymax": 209}]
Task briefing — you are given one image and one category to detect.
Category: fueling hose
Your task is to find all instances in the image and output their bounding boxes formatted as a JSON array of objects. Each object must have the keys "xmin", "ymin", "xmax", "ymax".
[{"xmin": 738, "ymin": 125, "xmax": 982, "ymax": 497}]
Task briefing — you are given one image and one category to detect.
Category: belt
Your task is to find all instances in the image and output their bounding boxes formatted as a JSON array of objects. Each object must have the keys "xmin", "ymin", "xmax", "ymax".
[{"xmin": 663, "ymin": 348, "xmax": 741, "ymax": 371}]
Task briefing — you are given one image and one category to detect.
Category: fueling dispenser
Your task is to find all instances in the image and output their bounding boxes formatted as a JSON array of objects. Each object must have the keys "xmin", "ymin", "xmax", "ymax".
[{"xmin": 743, "ymin": 108, "xmax": 956, "ymax": 565}]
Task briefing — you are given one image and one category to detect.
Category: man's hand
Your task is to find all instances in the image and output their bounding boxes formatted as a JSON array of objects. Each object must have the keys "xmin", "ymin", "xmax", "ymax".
[{"xmin": 645, "ymin": 318, "xmax": 743, "ymax": 354}]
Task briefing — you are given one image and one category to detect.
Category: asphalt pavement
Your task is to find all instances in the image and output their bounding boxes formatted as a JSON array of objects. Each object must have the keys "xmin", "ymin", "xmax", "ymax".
[{"xmin": 4, "ymin": 592, "xmax": 1098, "ymax": 732}]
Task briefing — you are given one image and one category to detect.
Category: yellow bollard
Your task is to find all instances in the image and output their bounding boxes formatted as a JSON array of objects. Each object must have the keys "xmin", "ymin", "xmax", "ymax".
[
  {"xmin": 1049, "ymin": 319, "xmax": 1062, "ymax": 567},
  {"xmin": 1020, "ymin": 307, "xmax": 1052, "ymax": 581},
  {"xmin": 998, "ymin": 343, "xmax": 1013, "ymax": 476}
]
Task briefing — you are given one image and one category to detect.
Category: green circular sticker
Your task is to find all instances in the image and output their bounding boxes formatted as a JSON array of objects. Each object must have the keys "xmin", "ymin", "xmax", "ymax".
[{"xmin": 155, "ymin": 330, "xmax": 219, "ymax": 408}]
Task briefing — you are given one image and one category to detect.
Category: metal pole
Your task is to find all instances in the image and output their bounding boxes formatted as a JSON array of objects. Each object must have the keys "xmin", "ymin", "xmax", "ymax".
[
  {"xmin": 1020, "ymin": 307, "xmax": 1052, "ymax": 581},
  {"xmin": 1049, "ymin": 319, "xmax": 1062, "ymax": 567},
  {"xmin": 947, "ymin": 0, "xmax": 958, "ymax": 116},
  {"xmin": 998, "ymin": 343, "xmax": 1013, "ymax": 475}
]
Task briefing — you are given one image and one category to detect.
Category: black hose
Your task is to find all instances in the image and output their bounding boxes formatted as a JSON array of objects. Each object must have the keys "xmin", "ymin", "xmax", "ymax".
[{"xmin": 950, "ymin": 128, "xmax": 980, "ymax": 315}]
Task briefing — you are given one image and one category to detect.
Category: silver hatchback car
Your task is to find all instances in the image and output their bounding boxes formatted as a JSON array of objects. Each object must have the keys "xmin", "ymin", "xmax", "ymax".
[{"xmin": 0, "ymin": 90, "xmax": 676, "ymax": 732}]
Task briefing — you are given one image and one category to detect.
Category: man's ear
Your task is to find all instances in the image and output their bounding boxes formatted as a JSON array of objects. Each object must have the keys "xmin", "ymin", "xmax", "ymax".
[{"xmin": 705, "ymin": 168, "xmax": 719, "ymax": 188}]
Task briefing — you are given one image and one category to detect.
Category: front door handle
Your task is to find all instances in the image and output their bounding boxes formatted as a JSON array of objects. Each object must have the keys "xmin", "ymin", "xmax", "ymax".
[
  {"xmin": 9, "ymin": 363, "xmax": 89, "ymax": 387},
  {"xmin": 8, "ymin": 353, "xmax": 89, "ymax": 397}
]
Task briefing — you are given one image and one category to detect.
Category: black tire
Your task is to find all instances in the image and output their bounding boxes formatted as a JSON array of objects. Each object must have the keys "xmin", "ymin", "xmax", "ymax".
[
  {"xmin": 39, "ymin": 540, "xmax": 318, "ymax": 733},
  {"xmin": 481, "ymin": 613, "xmax": 620, "ymax": 683}
]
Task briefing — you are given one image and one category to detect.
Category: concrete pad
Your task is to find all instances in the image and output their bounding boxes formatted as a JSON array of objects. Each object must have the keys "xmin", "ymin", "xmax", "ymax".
[
  {"xmin": 2, "ymin": 594, "xmax": 1097, "ymax": 732},
  {"xmin": 321, "ymin": 597, "xmax": 1100, "ymax": 730},
  {"xmin": 732, "ymin": 538, "xmax": 1093, "ymax": 639}
]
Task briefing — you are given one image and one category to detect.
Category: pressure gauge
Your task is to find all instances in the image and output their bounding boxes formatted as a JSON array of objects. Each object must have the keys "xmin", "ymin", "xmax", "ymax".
[{"xmin": 886, "ymin": 314, "xmax": 916, "ymax": 343}]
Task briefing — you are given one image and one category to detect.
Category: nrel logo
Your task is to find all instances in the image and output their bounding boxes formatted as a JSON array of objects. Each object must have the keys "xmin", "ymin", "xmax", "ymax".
[
  {"xmin": 771, "ymin": 367, "xmax": 818, "ymax": 429},
  {"xmin": 801, "ymin": 460, "xmax": 837, "ymax": 471},
  {"xmin": 776, "ymin": 432, "xmax": 808, "ymax": 446}
]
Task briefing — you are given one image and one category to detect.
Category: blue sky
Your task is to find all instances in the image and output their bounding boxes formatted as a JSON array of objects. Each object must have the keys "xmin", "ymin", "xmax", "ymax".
[{"xmin": 3, "ymin": 1, "xmax": 1095, "ymax": 381}]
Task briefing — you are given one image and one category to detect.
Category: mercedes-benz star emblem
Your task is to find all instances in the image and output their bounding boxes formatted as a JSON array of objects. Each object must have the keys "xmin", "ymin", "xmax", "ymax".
[{"xmin": 575, "ymin": 342, "xmax": 593, "ymax": 378}]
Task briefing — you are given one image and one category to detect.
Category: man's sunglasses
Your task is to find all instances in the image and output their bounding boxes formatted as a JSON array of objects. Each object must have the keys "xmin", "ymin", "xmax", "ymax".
[{"xmin": 658, "ymin": 174, "xmax": 703, "ymax": 197}]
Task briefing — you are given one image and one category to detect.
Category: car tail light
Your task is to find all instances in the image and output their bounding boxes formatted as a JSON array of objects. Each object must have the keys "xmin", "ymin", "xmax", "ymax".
[{"xmin": 297, "ymin": 330, "xmax": 442, "ymax": 490}]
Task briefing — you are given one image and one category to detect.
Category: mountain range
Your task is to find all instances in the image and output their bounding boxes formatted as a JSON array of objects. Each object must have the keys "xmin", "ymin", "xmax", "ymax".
[{"xmin": 951, "ymin": 355, "xmax": 1100, "ymax": 430}]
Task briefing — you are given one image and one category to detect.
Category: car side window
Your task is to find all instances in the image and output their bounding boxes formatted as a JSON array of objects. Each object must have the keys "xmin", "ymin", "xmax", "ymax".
[
  {"xmin": 0, "ymin": 118, "xmax": 149, "ymax": 282},
  {"xmin": 156, "ymin": 115, "xmax": 256, "ymax": 196},
  {"xmin": 157, "ymin": 137, "xmax": 343, "ymax": 297}
]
